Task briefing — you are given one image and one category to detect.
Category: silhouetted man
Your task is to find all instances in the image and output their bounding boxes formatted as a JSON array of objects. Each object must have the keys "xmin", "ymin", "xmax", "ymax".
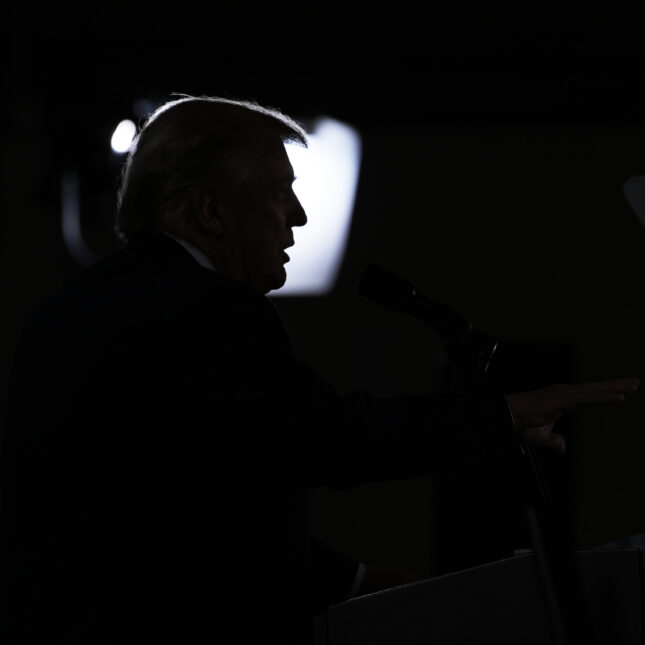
[{"xmin": 0, "ymin": 95, "xmax": 638, "ymax": 644}]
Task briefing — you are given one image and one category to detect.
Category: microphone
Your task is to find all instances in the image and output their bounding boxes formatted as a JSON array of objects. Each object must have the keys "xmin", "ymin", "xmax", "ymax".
[
  {"xmin": 358, "ymin": 264, "xmax": 498, "ymax": 374},
  {"xmin": 358, "ymin": 264, "xmax": 472, "ymax": 342}
]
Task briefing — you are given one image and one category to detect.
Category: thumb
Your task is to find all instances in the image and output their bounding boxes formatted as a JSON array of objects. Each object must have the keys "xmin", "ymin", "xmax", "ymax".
[{"xmin": 522, "ymin": 424, "xmax": 566, "ymax": 456}]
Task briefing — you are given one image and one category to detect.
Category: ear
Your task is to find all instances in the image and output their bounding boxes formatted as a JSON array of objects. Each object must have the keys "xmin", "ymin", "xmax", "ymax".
[{"xmin": 192, "ymin": 184, "xmax": 224, "ymax": 235}]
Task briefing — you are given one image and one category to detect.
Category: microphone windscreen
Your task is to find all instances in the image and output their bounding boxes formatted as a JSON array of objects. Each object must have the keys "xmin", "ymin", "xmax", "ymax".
[{"xmin": 358, "ymin": 264, "xmax": 415, "ymax": 313}]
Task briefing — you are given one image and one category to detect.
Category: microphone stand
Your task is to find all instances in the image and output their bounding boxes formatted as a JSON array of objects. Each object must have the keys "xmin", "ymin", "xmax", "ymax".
[
  {"xmin": 357, "ymin": 263, "xmax": 593, "ymax": 644},
  {"xmin": 442, "ymin": 330, "xmax": 590, "ymax": 645}
]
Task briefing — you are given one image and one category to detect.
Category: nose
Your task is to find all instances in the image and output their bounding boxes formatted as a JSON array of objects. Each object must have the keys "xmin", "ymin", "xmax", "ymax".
[{"xmin": 290, "ymin": 195, "xmax": 307, "ymax": 228}]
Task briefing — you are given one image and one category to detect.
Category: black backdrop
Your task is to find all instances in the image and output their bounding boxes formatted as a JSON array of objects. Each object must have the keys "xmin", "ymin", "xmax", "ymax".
[{"xmin": 3, "ymin": 2, "xmax": 645, "ymax": 578}]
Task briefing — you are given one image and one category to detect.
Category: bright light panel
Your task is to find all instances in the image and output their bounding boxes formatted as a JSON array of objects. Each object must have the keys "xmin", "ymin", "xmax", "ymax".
[
  {"xmin": 274, "ymin": 117, "xmax": 362, "ymax": 296},
  {"xmin": 94, "ymin": 112, "xmax": 361, "ymax": 298}
]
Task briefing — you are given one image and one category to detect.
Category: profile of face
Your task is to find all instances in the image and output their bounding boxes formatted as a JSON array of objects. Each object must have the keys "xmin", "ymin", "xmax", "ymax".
[{"xmin": 197, "ymin": 133, "xmax": 308, "ymax": 294}]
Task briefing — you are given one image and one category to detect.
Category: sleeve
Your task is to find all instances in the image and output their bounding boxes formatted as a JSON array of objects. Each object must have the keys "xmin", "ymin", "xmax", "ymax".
[
  {"xmin": 172, "ymin": 294, "xmax": 524, "ymax": 491},
  {"xmin": 232, "ymin": 349, "xmax": 520, "ymax": 489}
]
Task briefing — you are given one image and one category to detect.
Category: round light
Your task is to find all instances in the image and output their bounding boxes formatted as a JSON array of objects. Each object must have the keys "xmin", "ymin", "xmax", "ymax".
[{"xmin": 110, "ymin": 119, "xmax": 137, "ymax": 154}]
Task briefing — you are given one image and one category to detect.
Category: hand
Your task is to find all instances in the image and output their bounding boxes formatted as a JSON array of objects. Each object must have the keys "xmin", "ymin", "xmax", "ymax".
[{"xmin": 504, "ymin": 378, "xmax": 639, "ymax": 456}]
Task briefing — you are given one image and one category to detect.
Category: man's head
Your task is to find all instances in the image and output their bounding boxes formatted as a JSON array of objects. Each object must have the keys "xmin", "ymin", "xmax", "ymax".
[{"xmin": 115, "ymin": 94, "xmax": 308, "ymax": 293}]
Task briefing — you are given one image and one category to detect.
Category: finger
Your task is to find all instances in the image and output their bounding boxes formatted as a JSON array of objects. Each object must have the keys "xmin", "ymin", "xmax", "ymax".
[
  {"xmin": 562, "ymin": 379, "xmax": 638, "ymax": 407},
  {"xmin": 571, "ymin": 389, "xmax": 627, "ymax": 406},
  {"xmin": 542, "ymin": 432, "xmax": 566, "ymax": 456},
  {"xmin": 583, "ymin": 379, "xmax": 639, "ymax": 395},
  {"xmin": 522, "ymin": 425, "xmax": 565, "ymax": 456},
  {"xmin": 521, "ymin": 417, "xmax": 554, "ymax": 429},
  {"xmin": 522, "ymin": 424, "xmax": 554, "ymax": 443}
]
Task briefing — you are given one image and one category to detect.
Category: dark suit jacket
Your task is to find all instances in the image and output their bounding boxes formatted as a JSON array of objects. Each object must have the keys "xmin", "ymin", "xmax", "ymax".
[{"xmin": 0, "ymin": 232, "xmax": 520, "ymax": 644}]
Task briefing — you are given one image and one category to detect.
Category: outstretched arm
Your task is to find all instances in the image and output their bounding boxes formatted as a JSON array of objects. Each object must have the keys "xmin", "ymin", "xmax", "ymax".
[{"xmin": 504, "ymin": 378, "xmax": 640, "ymax": 456}]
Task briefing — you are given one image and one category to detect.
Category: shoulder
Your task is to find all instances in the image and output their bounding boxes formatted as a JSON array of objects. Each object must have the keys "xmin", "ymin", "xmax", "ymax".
[{"xmin": 20, "ymin": 232, "xmax": 286, "ymax": 347}]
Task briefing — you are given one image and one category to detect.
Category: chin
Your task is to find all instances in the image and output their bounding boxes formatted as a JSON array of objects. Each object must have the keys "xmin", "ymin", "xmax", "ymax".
[{"xmin": 267, "ymin": 269, "xmax": 287, "ymax": 293}]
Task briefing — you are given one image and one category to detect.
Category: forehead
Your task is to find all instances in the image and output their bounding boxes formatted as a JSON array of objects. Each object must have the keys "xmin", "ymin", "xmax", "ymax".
[
  {"xmin": 256, "ymin": 135, "xmax": 294, "ymax": 179},
  {"xmin": 217, "ymin": 131, "xmax": 296, "ymax": 193}
]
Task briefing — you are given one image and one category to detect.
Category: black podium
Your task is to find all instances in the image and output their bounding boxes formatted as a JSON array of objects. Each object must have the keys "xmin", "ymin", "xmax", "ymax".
[{"xmin": 317, "ymin": 546, "xmax": 645, "ymax": 645}]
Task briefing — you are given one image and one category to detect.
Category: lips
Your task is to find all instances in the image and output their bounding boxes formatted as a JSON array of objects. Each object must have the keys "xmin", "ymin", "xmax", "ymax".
[
  {"xmin": 282, "ymin": 239, "xmax": 294, "ymax": 261},
  {"xmin": 281, "ymin": 237, "xmax": 294, "ymax": 263}
]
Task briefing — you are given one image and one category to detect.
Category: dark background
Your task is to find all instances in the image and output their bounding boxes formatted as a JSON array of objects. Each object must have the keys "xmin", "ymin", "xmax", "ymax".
[{"xmin": 3, "ymin": 3, "xmax": 645, "ymax": 579}]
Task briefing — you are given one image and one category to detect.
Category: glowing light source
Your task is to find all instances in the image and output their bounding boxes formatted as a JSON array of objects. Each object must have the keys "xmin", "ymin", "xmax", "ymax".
[
  {"xmin": 63, "ymin": 112, "xmax": 362, "ymax": 292},
  {"xmin": 110, "ymin": 119, "xmax": 137, "ymax": 154},
  {"xmin": 274, "ymin": 117, "xmax": 362, "ymax": 296}
]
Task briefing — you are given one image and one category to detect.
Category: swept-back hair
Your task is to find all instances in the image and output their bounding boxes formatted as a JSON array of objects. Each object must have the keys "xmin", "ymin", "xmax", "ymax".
[{"xmin": 114, "ymin": 94, "xmax": 308, "ymax": 242}]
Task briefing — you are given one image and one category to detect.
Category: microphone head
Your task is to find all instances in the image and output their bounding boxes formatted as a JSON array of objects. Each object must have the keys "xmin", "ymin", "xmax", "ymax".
[
  {"xmin": 358, "ymin": 264, "xmax": 415, "ymax": 313},
  {"xmin": 358, "ymin": 263, "xmax": 473, "ymax": 339}
]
